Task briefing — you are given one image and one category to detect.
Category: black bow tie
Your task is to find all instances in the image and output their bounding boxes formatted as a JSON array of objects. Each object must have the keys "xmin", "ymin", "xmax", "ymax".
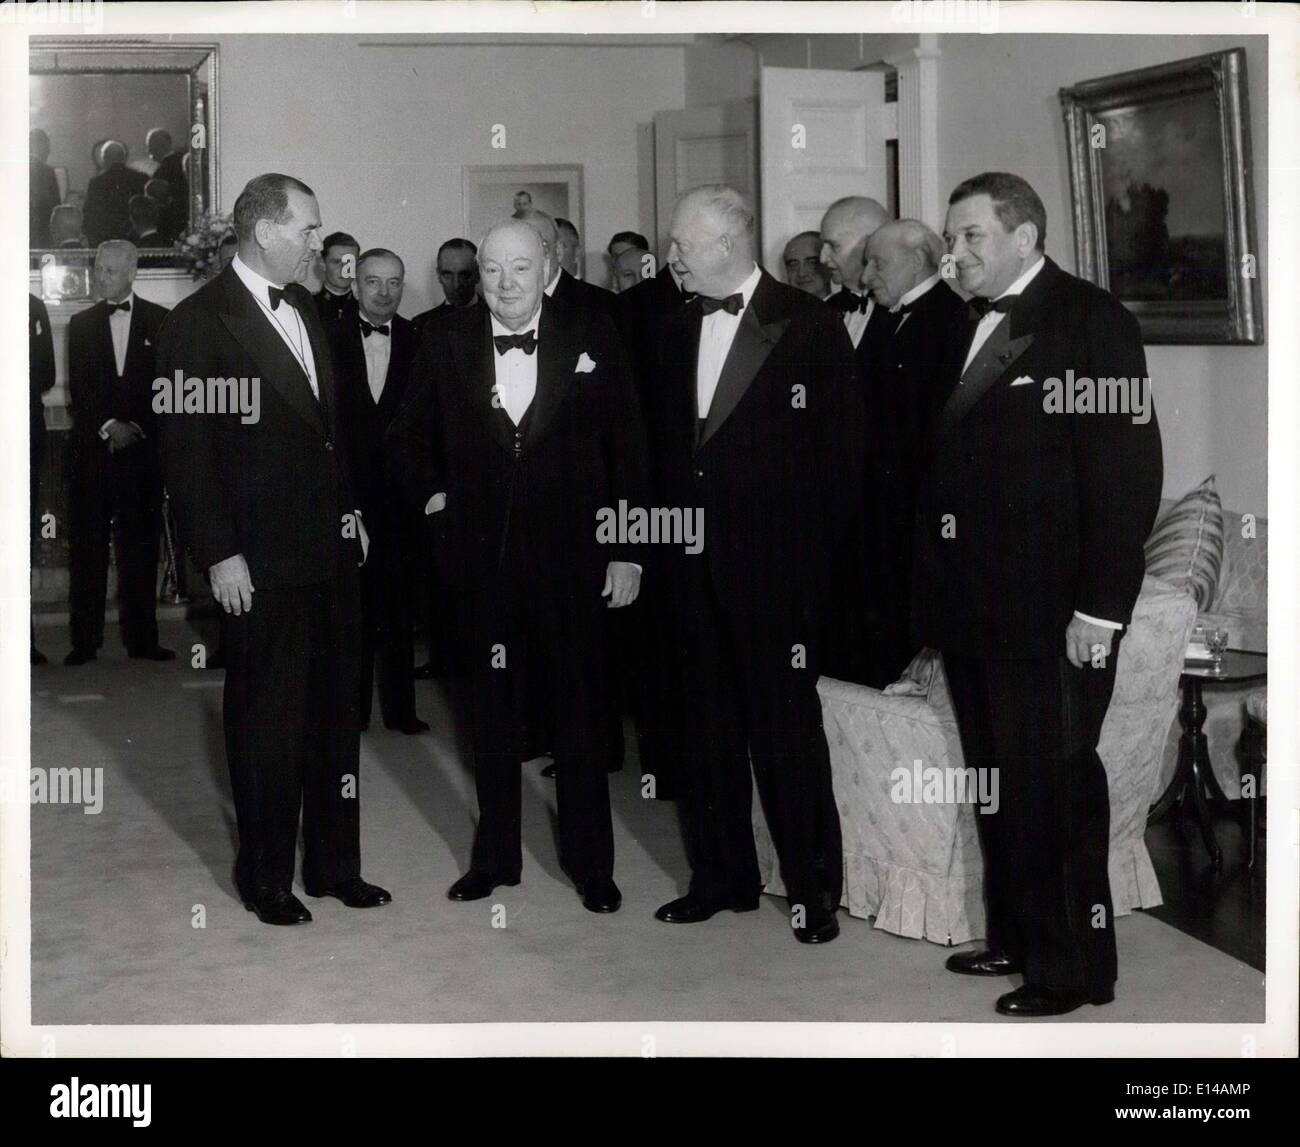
[
  {"xmin": 106, "ymin": 300, "xmax": 131, "ymax": 314},
  {"xmin": 360, "ymin": 320, "xmax": 390, "ymax": 338},
  {"xmin": 829, "ymin": 290, "xmax": 870, "ymax": 315},
  {"xmin": 698, "ymin": 293, "xmax": 743, "ymax": 316},
  {"xmin": 969, "ymin": 294, "xmax": 1018, "ymax": 319},
  {"xmin": 493, "ymin": 330, "xmax": 538, "ymax": 356},
  {"xmin": 267, "ymin": 284, "xmax": 305, "ymax": 312}
]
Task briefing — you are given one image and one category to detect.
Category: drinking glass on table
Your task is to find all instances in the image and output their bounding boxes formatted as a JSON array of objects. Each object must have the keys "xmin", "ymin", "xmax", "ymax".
[{"xmin": 1206, "ymin": 627, "xmax": 1230, "ymax": 669}]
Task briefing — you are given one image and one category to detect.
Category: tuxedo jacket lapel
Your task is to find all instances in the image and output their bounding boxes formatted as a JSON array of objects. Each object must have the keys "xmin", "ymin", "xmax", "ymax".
[
  {"xmin": 525, "ymin": 297, "xmax": 575, "ymax": 449},
  {"xmin": 215, "ymin": 268, "xmax": 326, "ymax": 436},
  {"xmin": 453, "ymin": 307, "xmax": 514, "ymax": 454},
  {"xmin": 700, "ymin": 274, "xmax": 788, "ymax": 448},
  {"xmin": 122, "ymin": 303, "xmax": 155, "ymax": 382}
]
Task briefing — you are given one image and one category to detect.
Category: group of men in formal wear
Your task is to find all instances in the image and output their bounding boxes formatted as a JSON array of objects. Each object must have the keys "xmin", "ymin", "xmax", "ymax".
[{"xmin": 37, "ymin": 162, "xmax": 1162, "ymax": 1017}]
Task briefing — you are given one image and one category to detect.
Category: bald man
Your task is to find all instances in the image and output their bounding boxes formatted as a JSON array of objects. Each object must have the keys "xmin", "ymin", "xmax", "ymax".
[
  {"xmin": 516, "ymin": 207, "xmax": 616, "ymax": 318},
  {"xmin": 387, "ymin": 219, "xmax": 648, "ymax": 913},
  {"xmin": 83, "ymin": 140, "xmax": 148, "ymax": 246},
  {"xmin": 859, "ymin": 219, "xmax": 969, "ymax": 685},
  {"xmin": 819, "ymin": 195, "xmax": 890, "ymax": 352},
  {"xmin": 649, "ymin": 185, "xmax": 863, "ymax": 944}
]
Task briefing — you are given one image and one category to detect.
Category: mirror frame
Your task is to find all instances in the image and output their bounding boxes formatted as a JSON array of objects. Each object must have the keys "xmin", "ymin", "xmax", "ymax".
[{"xmin": 29, "ymin": 38, "xmax": 220, "ymax": 279}]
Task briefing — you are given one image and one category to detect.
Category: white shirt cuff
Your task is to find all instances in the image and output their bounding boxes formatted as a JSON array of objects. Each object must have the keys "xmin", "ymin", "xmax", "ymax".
[
  {"xmin": 1074, "ymin": 610, "xmax": 1122, "ymax": 631},
  {"xmin": 424, "ymin": 493, "xmax": 447, "ymax": 514},
  {"xmin": 99, "ymin": 419, "xmax": 116, "ymax": 439}
]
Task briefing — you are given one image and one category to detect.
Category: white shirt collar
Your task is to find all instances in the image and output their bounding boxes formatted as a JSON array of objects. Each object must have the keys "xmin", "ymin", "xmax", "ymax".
[
  {"xmin": 893, "ymin": 271, "xmax": 942, "ymax": 312},
  {"xmin": 994, "ymin": 254, "xmax": 1045, "ymax": 303},
  {"xmin": 543, "ymin": 268, "xmax": 565, "ymax": 297},
  {"xmin": 232, "ymin": 253, "xmax": 293, "ymax": 307},
  {"xmin": 705, "ymin": 263, "xmax": 761, "ymax": 312},
  {"xmin": 489, "ymin": 303, "xmax": 542, "ymax": 339}
]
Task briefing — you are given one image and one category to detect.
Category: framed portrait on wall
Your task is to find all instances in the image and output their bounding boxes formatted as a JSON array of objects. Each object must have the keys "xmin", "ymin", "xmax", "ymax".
[
  {"xmin": 463, "ymin": 163, "xmax": 583, "ymax": 252},
  {"xmin": 1060, "ymin": 49, "xmax": 1263, "ymax": 345}
]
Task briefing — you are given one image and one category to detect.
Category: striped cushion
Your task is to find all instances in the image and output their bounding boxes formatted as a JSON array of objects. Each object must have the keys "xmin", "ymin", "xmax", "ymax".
[{"xmin": 1143, "ymin": 475, "xmax": 1224, "ymax": 610}]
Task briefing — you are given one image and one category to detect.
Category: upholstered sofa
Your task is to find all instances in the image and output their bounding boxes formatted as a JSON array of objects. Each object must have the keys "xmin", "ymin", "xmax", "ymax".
[
  {"xmin": 752, "ymin": 576, "xmax": 1198, "ymax": 945},
  {"xmin": 1155, "ymin": 503, "xmax": 1267, "ymax": 799}
]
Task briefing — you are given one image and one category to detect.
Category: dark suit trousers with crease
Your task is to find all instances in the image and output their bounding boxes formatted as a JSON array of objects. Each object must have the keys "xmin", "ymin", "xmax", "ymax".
[
  {"xmin": 675, "ymin": 558, "xmax": 843, "ymax": 912},
  {"xmin": 942, "ymin": 641, "xmax": 1121, "ymax": 993},
  {"xmin": 220, "ymin": 571, "xmax": 363, "ymax": 896},
  {"xmin": 463, "ymin": 540, "xmax": 615, "ymax": 886},
  {"xmin": 359, "ymin": 527, "xmax": 417, "ymax": 726}
]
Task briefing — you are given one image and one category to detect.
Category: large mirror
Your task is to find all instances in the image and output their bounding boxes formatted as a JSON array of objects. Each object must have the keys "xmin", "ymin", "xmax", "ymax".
[{"xmin": 29, "ymin": 40, "xmax": 219, "ymax": 274}]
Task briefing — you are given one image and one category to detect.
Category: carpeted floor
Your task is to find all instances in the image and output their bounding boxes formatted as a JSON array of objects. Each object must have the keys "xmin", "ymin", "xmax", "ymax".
[{"xmin": 28, "ymin": 620, "xmax": 1264, "ymax": 1027}]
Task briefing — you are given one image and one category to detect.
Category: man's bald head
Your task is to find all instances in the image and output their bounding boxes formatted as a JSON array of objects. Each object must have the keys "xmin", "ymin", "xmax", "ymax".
[
  {"xmin": 479, "ymin": 219, "xmax": 548, "ymax": 330},
  {"xmin": 819, "ymin": 195, "xmax": 889, "ymax": 288},
  {"xmin": 513, "ymin": 208, "xmax": 560, "ymax": 284},
  {"xmin": 864, "ymin": 218, "xmax": 947, "ymax": 308},
  {"xmin": 667, "ymin": 183, "xmax": 756, "ymax": 298},
  {"xmin": 100, "ymin": 140, "xmax": 127, "ymax": 169}
]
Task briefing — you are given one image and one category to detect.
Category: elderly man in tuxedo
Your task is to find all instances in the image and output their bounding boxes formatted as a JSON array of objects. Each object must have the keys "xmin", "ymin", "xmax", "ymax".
[
  {"xmin": 330, "ymin": 248, "xmax": 427, "ymax": 734},
  {"xmin": 387, "ymin": 218, "xmax": 648, "ymax": 913},
  {"xmin": 915, "ymin": 172, "xmax": 1163, "ymax": 1015},
  {"xmin": 649, "ymin": 185, "xmax": 863, "ymax": 943},
  {"xmin": 858, "ymin": 219, "xmax": 968, "ymax": 686},
  {"xmin": 65, "ymin": 241, "xmax": 173, "ymax": 666},
  {"xmin": 157, "ymin": 173, "xmax": 389, "ymax": 926}
]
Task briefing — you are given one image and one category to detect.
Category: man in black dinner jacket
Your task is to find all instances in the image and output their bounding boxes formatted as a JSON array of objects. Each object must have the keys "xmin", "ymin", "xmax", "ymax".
[
  {"xmin": 858, "ymin": 219, "xmax": 969, "ymax": 686},
  {"xmin": 330, "ymin": 247, "xmax": 427, "ymax": 734},
  {"xmin": 156, "ymin": 173, "xmax": 390, "ymax": 926},
  {"xmin": 65, "ymin": 241, "xmax": 173, "ymax": 665},
  {"xmin": 30, "ymin": 295, "xmax": 56, "ymax": 665},
  {"xmin": 387, "ymin": 218, "xmax": 648, "ymax": 913},
  {"xmin": 914, "ymin": 172, "xmax": 1163, "ymax": 1016},
  {"xmin": 649, "ymin": 185, "xmax": 863, "ymax": 944}
]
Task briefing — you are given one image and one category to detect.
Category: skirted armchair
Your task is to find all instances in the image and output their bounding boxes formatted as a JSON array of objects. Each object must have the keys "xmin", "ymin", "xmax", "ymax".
[{"xmin": 752, "ymin": 576, "xmax": 1198, "ymax": 945}]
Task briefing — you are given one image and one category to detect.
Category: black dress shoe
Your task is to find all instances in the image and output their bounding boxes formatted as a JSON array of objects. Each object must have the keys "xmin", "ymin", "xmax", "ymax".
[
  {"xmin": 385, "ymin": 716, "xmax": 430, "ymax": 735},
  {"xmin": 448, "ymin": 869, "xmax": 520, "ymax": 901},
  {"xmin": 945, "ymin": 948, "xmax": 1024, "ymax": 977},
  {"xmin": 31, "ymin": 646, "xmax": 47, "ymax": 666},
  {"xmin": 793, "ymin": 905, "xmax": 840, "ymax": 944},
  {"xmin": 63, "ymin": 649, "xmax": 96, "ymax": 666},
  {"xmin": 995, "ymin": 983, "xmax": 1114, "ymax": 1017},
  {"xmin": 242, "ymin": 888, "xmax": 313, "ymax": 925},
  {"xmin": 304, "ymin": 876, "xmax": 391, "ymax": 908},
  {"xmin": 654, "ymin": 892, "xmax": 760, "ymax": 923},
  {"xmin": 580, "ymin": 877, "xmax": 622, "ymax": 914},
  {"xmin": 128, "ymin": 645, "xmax": 176, "ymax": 661}
]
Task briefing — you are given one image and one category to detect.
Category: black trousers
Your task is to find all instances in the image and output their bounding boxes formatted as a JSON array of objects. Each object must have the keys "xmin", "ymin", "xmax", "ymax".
[
  {"xmin": 68, "ymin": 470, "xmax": 161, "ymax": 655},
  {"xmin": 943, "ymin": 643, "xmax": 1121, "ymax": 993},
  {"xmin": 675, "ymin": 562, "xmax": 842, "ymax": 911},
  {"xmin": 220, "ymin": 571, "xmax": 363, "ymax": 897},
  {"xmin": 463, "ymin": 554, "xmax": 614, "ymax": 885},
  {"xmin": 359, "ymin": 529, "xmax": 417, "ymax": 726}
]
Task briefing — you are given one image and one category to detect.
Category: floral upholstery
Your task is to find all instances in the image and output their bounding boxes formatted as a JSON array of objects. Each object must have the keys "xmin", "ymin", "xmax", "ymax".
[{"xmin": 753, "ymin": 576, "xmax": 1197, "ymax": 945}]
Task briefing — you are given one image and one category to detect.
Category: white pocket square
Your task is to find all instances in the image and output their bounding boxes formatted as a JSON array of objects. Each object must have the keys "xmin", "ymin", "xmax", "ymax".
[
  {"xmin": 1010, "ymin": 374, "xmax": 1036, "ymax": 387},
  {"xmin": 575, "ymin": 352, "xmax": 597, "ymax": 374}
]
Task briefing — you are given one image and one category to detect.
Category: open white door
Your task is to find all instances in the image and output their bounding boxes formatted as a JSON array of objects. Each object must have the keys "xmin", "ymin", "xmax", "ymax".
[
  {"xmin": 653, "ymin": 100, "xmax": 758, "ymax": 257},
  {"xmin": 759, "ymin": 66, "xmax": 889, "ymax": 275}
]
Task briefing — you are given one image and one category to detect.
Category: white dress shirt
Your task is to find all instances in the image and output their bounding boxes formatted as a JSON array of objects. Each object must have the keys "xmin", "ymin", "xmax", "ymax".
[
  {"xmin": 961, "ymin": 255, "xmax": 1045, "ymax": 375},
  {"xmin": 697, "ymin": 263, "xmax": 763, "ymax": 418},
  {"xmin": 490, "ymin": 306, "xmax": 542, "ymax": 425},
  {"xmin": 358, "ymin": 315, "xmax": 393, "ymax": 403},
  {"xmin": 829, "ymin": 282, "xmax": 875, "ymax": 348},
  {"xmin": 232, "ymin": 254, "xmax": 319, "ymax": 397}
]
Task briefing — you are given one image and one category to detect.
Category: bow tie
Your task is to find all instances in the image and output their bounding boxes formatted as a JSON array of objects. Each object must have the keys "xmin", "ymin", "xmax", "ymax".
[
  {"xmin": 698, "ymin": 293, "xmax": 743, "ymax": 316},
  {"xmin": 969, "ymin": 294, "xmax": 1018, "ymax": 319},
  {"xmin": 493, "ymin": 330, "xmax": 538, "ymax": 356},
  {"xmin": 829, "ymin": 290, "xmax": 871, "ymax": 315},
  {"xmin": 267, "ymin": 284, "xmax": 305, "ymax": 312},
  {"xmin": 106, "ymin": 300, "xmax": 131, "ymax": 314},
  {"xmin": 360, "ymin": 319, "xmax": 390, "ymax": 338}
]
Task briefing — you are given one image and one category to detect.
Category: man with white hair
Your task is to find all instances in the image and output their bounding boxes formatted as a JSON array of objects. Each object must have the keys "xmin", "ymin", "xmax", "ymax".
[
  {"xmin": 649, "ymin": 184, "xmax": 863, "ymax": 944},
  {"xmin": 859, "ymin": 218, "xmax": 969, "ymax": 685},
  {"xmin": 83, "ymin": 140, "xmax": 148, "ymax": 246},
  {"xmin": 388, "ymin": 218, "xmax": 648, "ymax": 914}
]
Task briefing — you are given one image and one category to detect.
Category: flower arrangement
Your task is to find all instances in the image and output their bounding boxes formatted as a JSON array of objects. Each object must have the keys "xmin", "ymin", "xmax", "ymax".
[{"xmin": 175, "ymin": 211, "xmax": 235, "ymax": 279}]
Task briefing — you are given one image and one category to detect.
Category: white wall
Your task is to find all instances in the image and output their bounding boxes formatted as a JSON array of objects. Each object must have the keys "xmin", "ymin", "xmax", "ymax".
[{"xmin": 210, "ymin": 36, "xmax": 684, "ymax": 308}]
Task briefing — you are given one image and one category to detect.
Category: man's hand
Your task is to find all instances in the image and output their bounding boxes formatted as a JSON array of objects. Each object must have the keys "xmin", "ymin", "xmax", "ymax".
[
  {"xmin": 105, "ymin": 419, "xmax": 144, "ymax": 453},
  {"xmin": 209, "ymin": 554, "xmax": 254, "ymax": 616},
  {"xmin": 602, "ymin": 561, "xmax": 641, "ymax": 608},
  {"xmin": 424, "ymin": 492, "xmax": 447, "ymax": 515},
  {"xmin": 1066, "ymin": 616, "xmax": 1114, "ymax": 668},
  {"xmin": 357, "ymin": 513, "xmax": 370, "ymax": 566}
]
